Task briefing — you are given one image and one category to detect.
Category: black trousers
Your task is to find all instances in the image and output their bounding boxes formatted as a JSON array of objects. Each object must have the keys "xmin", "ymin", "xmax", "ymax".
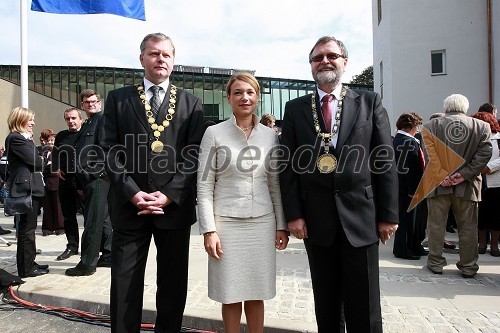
[
  {"xmin": 110, "ymin": 225, "xmax": 191, "ymax": 333},
  {"xmin": 79, "ymin": 178, "xmax": 111, "ymax": 269},
  {"xmin": 393, "ymin": 194, "xmax": 418, "ymax": 257},
  {"xmin": 17, "ymin": 197, "xmax": 42, "ymax": 277},
  {"xmin": 304, "ymin": 226, "xmax": 382, "ymax": 333},
  {"xmin": 58, "ymin": 176, "xmax": 79, "ymax": 252}
]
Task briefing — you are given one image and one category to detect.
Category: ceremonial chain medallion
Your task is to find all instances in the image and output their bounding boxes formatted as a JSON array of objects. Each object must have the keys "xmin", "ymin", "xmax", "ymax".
[
  {"xmin": 137, "ymin": 84, "xmax": 177, "ymax": 153},
  {"xmin": 311, "ymin": 85, "xmax": 348, "ymax": 173}
]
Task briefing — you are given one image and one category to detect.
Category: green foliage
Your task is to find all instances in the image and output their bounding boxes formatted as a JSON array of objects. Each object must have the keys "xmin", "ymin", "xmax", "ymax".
[{"xmin": 350, "ymin": 66, "xmax": 373, "ymax": 85}]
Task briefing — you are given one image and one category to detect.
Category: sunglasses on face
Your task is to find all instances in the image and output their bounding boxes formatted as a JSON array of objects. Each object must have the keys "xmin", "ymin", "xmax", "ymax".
[{"xmin": 310, "ymin": 52, "xmax": 345, "ymax": 63}]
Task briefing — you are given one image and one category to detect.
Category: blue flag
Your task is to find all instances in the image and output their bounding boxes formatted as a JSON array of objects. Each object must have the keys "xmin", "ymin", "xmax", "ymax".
[{"xmin": 31, "ymin": 0, "xmax": 146, "ymax": 21}]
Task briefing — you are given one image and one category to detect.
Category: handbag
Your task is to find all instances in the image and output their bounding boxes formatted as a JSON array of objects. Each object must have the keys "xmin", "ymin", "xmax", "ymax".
[{"xmin": 4, "ymin": 194, "xmax": 32, "ymax": 216}]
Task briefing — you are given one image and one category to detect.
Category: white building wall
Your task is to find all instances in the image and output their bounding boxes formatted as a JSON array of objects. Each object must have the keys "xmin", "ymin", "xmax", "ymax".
[
  {"xmin": 493, "ymin": 0, "xmax": 500, "ymax": 105},
  {"xmin": 372, "ymin": 0, "xmax": 393, "ymax": 124},
  {"xmin": 0, "ymin": 79, "xmax": 73, "ymax": 141},
  {"xmin": 373, "ymin": 0, "xmax": 490, "ymax": 130}
]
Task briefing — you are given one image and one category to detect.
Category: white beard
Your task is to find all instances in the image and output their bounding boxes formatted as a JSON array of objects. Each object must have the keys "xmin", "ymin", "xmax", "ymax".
[{"xmin": 313, "ymin": 68, "xmax": 343, "ymax": 87}]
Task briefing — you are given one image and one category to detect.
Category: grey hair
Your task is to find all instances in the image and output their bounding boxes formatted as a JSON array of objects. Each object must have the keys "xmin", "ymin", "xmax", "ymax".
[
  {"xmin": 140, "ymin": 33, "xmax": 175, "ymax": 56},
  {"xmin": 63, "ymin": 107, "xmax": 83, "ymax": 120},
  {"xmin": 443, "ymin": 94, "xmax": 469, "ymax": 114},
  {"xmin": 309, "ymin": 36, "xmax": 348, "ymax": 63}
]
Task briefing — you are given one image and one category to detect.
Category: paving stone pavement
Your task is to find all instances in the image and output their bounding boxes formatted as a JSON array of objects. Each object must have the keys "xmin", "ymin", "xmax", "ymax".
[{"xmin": 1, "ymin": 212, "xmax": 500, "ymax": 332}]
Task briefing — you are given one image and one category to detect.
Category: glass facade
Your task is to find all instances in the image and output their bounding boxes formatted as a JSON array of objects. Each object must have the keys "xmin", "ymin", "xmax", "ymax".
[{"xmin": 0, "ymin": 64, "xmax": 372, "ymax": 122}]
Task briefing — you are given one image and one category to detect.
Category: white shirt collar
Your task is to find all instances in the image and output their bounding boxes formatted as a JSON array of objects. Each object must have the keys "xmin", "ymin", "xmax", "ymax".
[
  {"xmin": 143, "ymin": 78, "xmax": 170, "ymax": 93},
  {"xmin": 230, "ymin": 113, "xmax": 261, "ymax": 130},
  {"xmin": 20, "ymin": 132, "xmax": 31, "ymax": 139},
  {"xmin": 317, "ymin": 84, "xmax": 343, "ymax": 102},
  {"xmin": 397, "ymin": 129, "xmax": 420, "ymax": 144}
]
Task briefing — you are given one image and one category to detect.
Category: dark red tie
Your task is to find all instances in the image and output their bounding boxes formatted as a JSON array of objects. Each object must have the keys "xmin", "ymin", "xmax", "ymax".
[
  {"xmin": 419, "ymin": 146, "xmax": 426, "ymax": 169},
  {"xmin": 321, "ymin": 94, "xmax": 334, "ymax": 131}
]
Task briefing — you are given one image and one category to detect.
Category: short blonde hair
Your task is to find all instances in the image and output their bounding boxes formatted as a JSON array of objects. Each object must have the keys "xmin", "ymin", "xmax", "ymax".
[
  {"xmin": 226, "ymin": 72, "xmax": 261, "ymax": 96},
  {"xmin": 7, "ymin": 107, "xmax": 34, "ymax": 133}
]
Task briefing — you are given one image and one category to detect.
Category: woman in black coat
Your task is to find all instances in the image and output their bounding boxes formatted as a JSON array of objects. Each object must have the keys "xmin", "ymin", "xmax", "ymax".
[{"xmin": 5, "ymin": 107, "xmax": 48, "ymax": 278}]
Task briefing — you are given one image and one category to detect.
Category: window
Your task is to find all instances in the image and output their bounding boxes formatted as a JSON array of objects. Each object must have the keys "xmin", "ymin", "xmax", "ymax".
[
  {"xmin": 377, "ymin": 0, "xmax": 382, "ymax": 24},
  {"xmin": 431, "ymin": 50, "xmax": 446, "ymax": 75}
]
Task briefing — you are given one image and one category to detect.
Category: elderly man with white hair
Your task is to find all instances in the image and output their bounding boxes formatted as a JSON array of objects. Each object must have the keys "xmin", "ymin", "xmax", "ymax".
[{"xmin": 423, "ymin": 94, "xmax": 492, "ymax": 278}]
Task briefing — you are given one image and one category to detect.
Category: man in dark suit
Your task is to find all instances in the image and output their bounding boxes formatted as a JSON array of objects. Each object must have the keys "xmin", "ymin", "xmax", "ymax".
[
  {"xmin": 65, "ymin": 89, "xmax": 112, "ymax": 276},
  {"xmin": 99, "ymin": 33, "xmax": 205, "ymax": 333},
  {"xmin": 53, "ymin": 108, "xmax": 83, "ymax": 261},
  {"xmin": 279, "ymin": 36, "xmax": 398, "ymax": 332}
]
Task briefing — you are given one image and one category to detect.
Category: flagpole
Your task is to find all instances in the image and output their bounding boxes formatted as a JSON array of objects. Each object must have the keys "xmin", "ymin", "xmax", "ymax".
[{"xmin": 20, "ymin": 0, "xmax": 28, "ymax": 108}]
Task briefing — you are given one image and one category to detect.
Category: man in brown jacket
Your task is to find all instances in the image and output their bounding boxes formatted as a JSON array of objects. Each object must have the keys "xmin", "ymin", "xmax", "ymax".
[{"xmin": 424, "ymin": 94, "xmax": 491, "ymax": 278}]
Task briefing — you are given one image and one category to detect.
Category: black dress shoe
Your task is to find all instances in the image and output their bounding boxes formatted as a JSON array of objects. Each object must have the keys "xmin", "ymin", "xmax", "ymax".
[
  {"xmin": 65, "ymin": 264, "xmax": 96, "ymax": 276},
  {"xmin": 56, "ymin": 248, "xmax": 78, "ymax": 261},
  {"xmin": 415, "ymin": 247, "xmax": 429, "ymax": 256},
  {"xmin": 0, "ymin": 227, "xmax": 12, "ymax": 235},
  {"xmin": 96, "ymin": 257, "xmax": 112, "ymax": 268},
  {"xmin": 35, "ymin": 262, "xmax": 49, "ymax": 269},
  {"xmin": 22, "ymin": 268, "xmax": 49, "ymax": 278}
]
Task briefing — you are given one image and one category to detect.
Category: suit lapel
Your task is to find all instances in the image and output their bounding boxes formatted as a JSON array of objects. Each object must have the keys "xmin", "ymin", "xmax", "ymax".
[
  {"xmin": 302, "ymin": 93, "xmax": 317, "ymax": 133},
  {"xmin": 335, "ymin": 89, "xmax": 360, "ymax": 154},
  {"xmin": 131, "ymin": 85, "xmax": 150, "ymax": 132}
]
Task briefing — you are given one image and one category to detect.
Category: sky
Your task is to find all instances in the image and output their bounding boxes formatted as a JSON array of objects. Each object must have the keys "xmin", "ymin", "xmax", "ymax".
[{"xmin": 0, "ymin": 0, "xmax": 374, "ymax": 82}]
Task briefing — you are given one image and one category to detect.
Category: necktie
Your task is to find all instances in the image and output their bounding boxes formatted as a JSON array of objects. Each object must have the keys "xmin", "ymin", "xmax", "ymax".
[
  {"xmin": 418, "ymin": 146, "xmax": 426, "ymax": 169},
  {"xmin": 321, "ymin": 94, "xmax": 334, "ymax": 131},
  {"xmin": 150, "ymin": 85, "xmax": 162, "ymax": 120}
]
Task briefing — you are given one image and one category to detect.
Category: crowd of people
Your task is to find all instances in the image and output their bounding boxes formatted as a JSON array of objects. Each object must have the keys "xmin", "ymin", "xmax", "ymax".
[
  {"xmin": 392, "ymin": 99, "xmax": 497, "ymax": 280},
  {"xmin": 0, "ymin": 32, "xmax": 498, "ymax": 333}
]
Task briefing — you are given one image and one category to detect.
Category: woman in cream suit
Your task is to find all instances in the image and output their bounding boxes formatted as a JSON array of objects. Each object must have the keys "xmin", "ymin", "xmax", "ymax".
[{"xmin": 197, "ymin": 72, "xmax": 289, "ymax": 333}]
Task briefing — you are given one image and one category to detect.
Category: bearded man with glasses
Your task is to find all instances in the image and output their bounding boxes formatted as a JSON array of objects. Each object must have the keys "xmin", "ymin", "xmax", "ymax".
[{"xmin": 280, "ymin": 36, "xmax": 398, "ymax": 332}]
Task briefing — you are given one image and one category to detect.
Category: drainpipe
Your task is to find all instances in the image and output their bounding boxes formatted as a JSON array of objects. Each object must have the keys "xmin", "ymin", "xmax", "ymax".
[{"xmin": 487, "ymin": 0, "xmax": 493, "ymax": 103}]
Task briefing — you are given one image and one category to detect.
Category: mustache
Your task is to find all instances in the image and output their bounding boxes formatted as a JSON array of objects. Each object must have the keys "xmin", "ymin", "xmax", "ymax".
[{"xmin": 318, "ymin": 65, "xmax": 336, "ymax": 71}]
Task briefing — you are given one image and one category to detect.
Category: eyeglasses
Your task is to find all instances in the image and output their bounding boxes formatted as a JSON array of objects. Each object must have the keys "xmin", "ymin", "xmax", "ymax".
[
  {"xmin": 309, "ymin": 52, "xmax": 345, "ymax": 63},
  {"xmin": 82, "ymin": 100, "xmax": 100, "ymax": 105}
]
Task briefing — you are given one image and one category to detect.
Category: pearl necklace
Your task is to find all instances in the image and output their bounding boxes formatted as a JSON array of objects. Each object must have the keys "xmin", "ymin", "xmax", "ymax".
[
  {"xmin": 238, "ymin": 125, "xmax": 254, "ymax": 131},
  {"xmin": 137, "ymin": 84, "xmax": 177, "ymax": 153}
]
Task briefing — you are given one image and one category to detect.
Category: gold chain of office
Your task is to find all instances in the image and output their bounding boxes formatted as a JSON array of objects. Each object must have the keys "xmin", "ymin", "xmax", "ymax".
[
  {"xmin": 136, "ymin": 84, "xmax": 177, "ymax": 153},
  {"xmin": 311, "ymin": 85, "xmax": 347, "ymax": 173}
]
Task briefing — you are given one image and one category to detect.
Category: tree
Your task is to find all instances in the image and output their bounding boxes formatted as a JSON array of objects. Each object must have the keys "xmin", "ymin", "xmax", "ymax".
[{"xmin": 350, "ymin": 66, "xmax": 373, "ymax": 86}]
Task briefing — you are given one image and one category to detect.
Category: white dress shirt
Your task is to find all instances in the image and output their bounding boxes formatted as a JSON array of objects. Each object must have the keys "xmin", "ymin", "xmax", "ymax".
[{"xmin": 317, "ymin": 84, "xmax": 343, "ymax": 147}]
